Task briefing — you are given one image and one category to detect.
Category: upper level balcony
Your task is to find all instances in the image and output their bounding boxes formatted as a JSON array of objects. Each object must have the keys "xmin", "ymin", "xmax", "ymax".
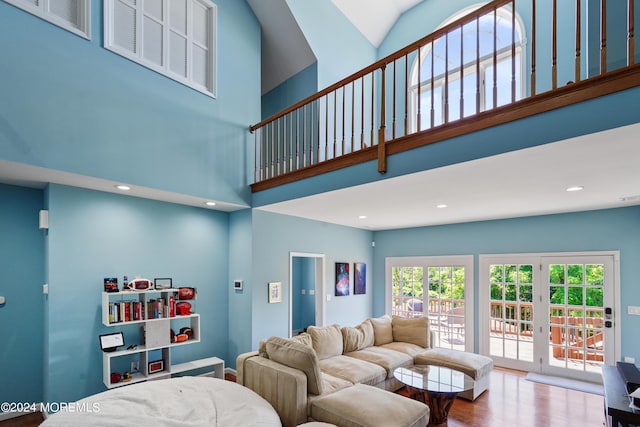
[{"xmin": 250, "ymin": 0, "xmax": 640, "ymax": 194}]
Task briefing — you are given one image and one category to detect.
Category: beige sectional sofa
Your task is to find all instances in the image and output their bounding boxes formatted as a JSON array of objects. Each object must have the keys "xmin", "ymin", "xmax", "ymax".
[{"xmin": 237, "ymin": 315, "xmax": 492, "ymax": 427}]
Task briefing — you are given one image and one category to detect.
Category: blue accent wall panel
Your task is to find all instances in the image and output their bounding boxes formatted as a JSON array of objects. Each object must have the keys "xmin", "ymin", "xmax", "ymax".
[
  {"xmin": 262, "ymin": 63, "xmax": 318, "ymax": 119},
  {"xmin": 44, "ymin": 184, "xmax": 229, "ymax": 403},
  {"xmin": 0, "ymin": 0, "xmax": 260, "ymax": 207},
  {"xmin": 227, "ymin": 208, "xmax": 253, "ymax": 369},
  {"xmin": 0, "ymin": 184, "xmax": 44, "ymax": 408},
  {"xmin": 373, "ymin": 206, "xmax": 640, "ymax": 358},
  {"xmin": 249, "ymin": 210, "xmax": 373, "ymax": 349}
]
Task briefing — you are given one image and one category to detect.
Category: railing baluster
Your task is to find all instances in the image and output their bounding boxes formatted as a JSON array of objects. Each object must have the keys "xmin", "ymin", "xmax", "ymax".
[
  {"xmin": 379, "ymin": 64, "xmax": 387, "ymax": 173},
  {"xmin": 601, "ymin": 0, "xmax": 607, "ymax": 74},
  {"xmin": 361, "ymin": 76, "xmax": 365, "ymax": 149},
  {"xmin": 460, "ymin": 23, "xmax": 464, "ymax": 120},
  {"xmin": 531, "ymin": 0, "xmax": 537, "ymax": 96},
  {"xmin": 511, "ymin": 0, "xmax": 516, "ymax": 103},
  {"xmin": 430, "ymin": 41, "xmax": 435, "ymax": 128},
  {"xmin": 341, "ymin": 85, "xmax": 345, "ymax": 155},
  {"xmin": 351, "ymin": 80, "xmax": 355, "ymax": 152},
  {"xmin": 476, "ymin": 15, "xmax": 480, "ymax": 113},
  {"xmin": 370, "ymin": 71, "xmax": 375, "ymax": 146},
  {"xmin": 295, "ymin": 108, "xmax": 299, "ymax": 170},
  {"xmin": 325, "ymin": 94, "xmax": 328, "ymax": 161},
  {"xmin": 575, "ymin": 0, "xmax": 581, "ymax": 83},
  {"xmin": 418, "ymin": 46, "xmax": 422, "ymax": 131},
  {"xmin": 445, "ymin": 32, "xmax": 450, "ymax": 123},
  {"xmin": 288, "ymin": 113, "xmax": 292, "ymax": 172},
  {"xmin": 628, "ymin": 0, "xmax": 635, "ymax": 66},
  {"xmin": 404, "ymin": 53, "xmax": 408, "ymax": 136},
  {"xmin": 303, "ymin": 105, "xmax": 307, "ymax": 168},
  {"xmin": 552, "ymin": 0, "xmax": 558, "ymax": 89},
  {"xmin": 493, "ymin": 8, "xmax": 498, "ymax": 109},
  {"xmin": 393, "ymin": 59, "xmax": 397, "ymax": 139},
  {"xmin": 333, "ymin": 91, "xmax": 337, "ymax": 158}
]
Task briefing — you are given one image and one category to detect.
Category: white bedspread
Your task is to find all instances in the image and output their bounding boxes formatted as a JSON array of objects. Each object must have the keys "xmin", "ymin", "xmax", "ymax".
[{"xmin": 41, "ymin": 376, "xmax": 282, "ymax": 426}]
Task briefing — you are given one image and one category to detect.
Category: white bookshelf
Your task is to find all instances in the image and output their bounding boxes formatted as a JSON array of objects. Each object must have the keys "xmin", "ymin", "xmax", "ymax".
[{"xmin": 101, "ymin": 289, "xmax": 216, "ymax": 389}]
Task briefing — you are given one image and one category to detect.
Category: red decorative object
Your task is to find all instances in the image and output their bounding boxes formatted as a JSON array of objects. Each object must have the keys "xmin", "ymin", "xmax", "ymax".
[
  {"xmin": 110, "ymin": 372, "xmax": 121, "ymax": 384},
  {"xmin": 178, "ymin": 287, "xmax": 196, "ymax": 300},
  {"xmin": 176, "ymin": 301, "xmax": 192, "ymax": 315}
]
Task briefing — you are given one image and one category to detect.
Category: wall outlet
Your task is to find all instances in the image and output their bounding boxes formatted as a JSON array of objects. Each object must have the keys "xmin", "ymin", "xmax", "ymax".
[
  {"xmin": 624, "ymin": 356, "xmax": 636, "ymax": 364},
  {"xmin": 628, "ymin": 306, "xmax": 640, "ymax": 316},
  {"xmin": 131, "ymin": 361, "xmax": 139, "ymax": 372}
]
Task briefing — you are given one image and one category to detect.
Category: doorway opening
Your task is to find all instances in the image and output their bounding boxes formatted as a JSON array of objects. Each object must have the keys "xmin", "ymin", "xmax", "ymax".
[{"xmin": 289, "ymin": 252, "xmax": 325, "ymax": 337}]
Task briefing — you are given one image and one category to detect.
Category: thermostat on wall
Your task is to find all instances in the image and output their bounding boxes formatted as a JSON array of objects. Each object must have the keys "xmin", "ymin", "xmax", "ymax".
[{"xmin": 233, "ymin": 280, "xmax": 243, "ymax": 290}]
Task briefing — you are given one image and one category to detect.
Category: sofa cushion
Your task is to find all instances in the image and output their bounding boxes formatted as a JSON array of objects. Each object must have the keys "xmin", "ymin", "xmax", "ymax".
[
  {"xmin": 414, "ymin": 348, "xmax": 494, "ymax": 380},
  {"xmin": 259, "ymin": 333, "xmax": 312, "ymax": 359},
  {"xmin": 341, "ymin": 320, "xmax": 375, "ymax": 353},
  {"xmin": 321, "ymin": 372, "xmax": 354, "ymax": 395},
  {"xmin": 265, "ymin": 336, "xmax": 324, "ymax": 395},
  {"xmin": 319, "ymin": 355, "xmax": 387, "ymax": 386},
  {"xmin": 310, "ymin": 383, "xmax": 429, "ymax": 427},
  {"xmin": 308, "ymin": 325, "xmax": 344, "ymax": 360},
  {"xmin": 369, "ymin": 315, "xmax": 393, "ymax": 346},
  {"xmin": 379, "ymin": 341, "xmax": 429, "ymax": 358},
  {"xmin": 391, "ymin": 316, "xmax": 429, "ymax": 348},
  {"xmin": 345, "ymin": 346, "xmax": 412, "ymax": 378}
]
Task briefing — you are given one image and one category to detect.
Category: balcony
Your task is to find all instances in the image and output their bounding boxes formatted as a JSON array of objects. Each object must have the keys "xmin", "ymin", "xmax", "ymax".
[{"xmin": 251, "ymin": 0, "xmax": 639, "ymax": 192}]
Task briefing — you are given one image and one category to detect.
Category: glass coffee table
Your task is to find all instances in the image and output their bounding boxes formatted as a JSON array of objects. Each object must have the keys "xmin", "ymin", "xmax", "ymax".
[{"xmin": 394, "ymin": 365, "xmax": 474, "ymax": 425}]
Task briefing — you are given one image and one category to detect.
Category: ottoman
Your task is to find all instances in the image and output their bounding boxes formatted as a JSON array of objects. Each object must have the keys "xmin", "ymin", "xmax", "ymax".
[
  {"xmin": 309, "ymin": 383, "xmax": 429, "ymax": 427},
  {"xmin": 414, "ymin": 348, "xmax": 494, "ymax": 400}
]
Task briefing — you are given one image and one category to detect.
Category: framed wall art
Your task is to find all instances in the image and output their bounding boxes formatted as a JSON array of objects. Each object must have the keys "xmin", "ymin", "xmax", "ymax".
[
  {"xmin": 335, "ymin": 262, "xmax": 350, "ymax": 296},
  {"xmin": 354, "ymin": 262, "xmax": 366, "ymax": 295},
  {"xmin": 268, "ymin": 281, "xmax": 282, "ymax": 303}
]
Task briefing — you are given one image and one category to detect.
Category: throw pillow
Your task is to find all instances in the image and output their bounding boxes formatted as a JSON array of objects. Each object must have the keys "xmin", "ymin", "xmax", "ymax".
[
  {"xmin": 341, "ymin": 326, "xmax": 363, "ymax": 353},
  {"xmin": 291, "ymin": 332, "xmax": 313, "ymax": 348},
  {"xmin": 370, "ymin": 315, "xmax": 393, "ymax": 346},
  {"xmin": 358, "ymin": 319, "xmax": 375, "ymax": 348},
  {"xmin": 265, "ymin": 336, "xmax": 324, "ymax": 395},
  {"xmin": 307, "ymin": 324, "xmax": 344, "ymax": 359},
  {"xmin": 258, "ymin": 339, "xmax": 269, "ymax": 358},
  {"xmin": 391, "ymin": 315, "xmax": 429, "ymax": 348}
]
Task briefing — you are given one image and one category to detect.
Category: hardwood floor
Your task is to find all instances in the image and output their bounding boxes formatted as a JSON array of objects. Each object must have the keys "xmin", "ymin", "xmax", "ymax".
[{"xmin": 443, "ymin": 367, "xmax": 604, "ymax": 427}]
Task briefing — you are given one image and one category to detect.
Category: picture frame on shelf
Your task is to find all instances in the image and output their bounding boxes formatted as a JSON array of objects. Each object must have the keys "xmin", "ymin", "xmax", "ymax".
[
  {"xmin": 148, "ymin": 360, "xmax": 164, "ymax": 374},
  {"xmin": 268, "ymin": 282, "xmax": 282, "ymax": 304},
  {"xmin": 154, "ymin": 278, "xmax": 172, "ymax": 290}
]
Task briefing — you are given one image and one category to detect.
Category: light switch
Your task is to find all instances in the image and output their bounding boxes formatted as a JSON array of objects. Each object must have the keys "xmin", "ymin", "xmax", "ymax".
[
  {"xmin": 0, "ymin": 296, "xmax": 5, "ymax": 304},
  {"xmin": 628, "ymin": 306, "xmax": 640, "ymax": 316},
  {"xmin": 309, "ymin": 290, "xmax": 315, "ymax": 295},
  {"xmin": 326, "ymin": 295, "xmax": 331, "ymax": 301},
  {"xmin": 301, "ymin": 289, "xmax": 306, "ymax": 295}
]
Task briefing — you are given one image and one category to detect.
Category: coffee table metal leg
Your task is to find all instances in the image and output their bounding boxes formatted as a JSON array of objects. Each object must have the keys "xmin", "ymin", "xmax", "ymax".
[{"xmin": 423, "ymin": 391, "xmax": 458, "ymax": 425}]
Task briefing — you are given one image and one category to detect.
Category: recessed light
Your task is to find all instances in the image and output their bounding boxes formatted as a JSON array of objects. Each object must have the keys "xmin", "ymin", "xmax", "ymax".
[
  {"xmin": 358, "ymin": 215, "xmax": 367, "ymax": 219},
  {"xmin": 436, "ymin": 204, "xmax": 448, "ymax": 209},
  {"xmin": 205, "ymin": 201, "xmax": 217, "ymax": 207},
  {"xmin": 566, "ymin": 186, "xmax": 584, "ymax": 192},
  {"xmin": 115, "ymin": 185, "xmax": 131, "ymax": 191}
]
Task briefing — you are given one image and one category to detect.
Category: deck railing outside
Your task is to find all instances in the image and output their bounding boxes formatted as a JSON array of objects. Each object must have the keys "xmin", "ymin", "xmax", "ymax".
[{"xmin": 250, "ymin": 0, "xmax": 637, "ymax": 186}]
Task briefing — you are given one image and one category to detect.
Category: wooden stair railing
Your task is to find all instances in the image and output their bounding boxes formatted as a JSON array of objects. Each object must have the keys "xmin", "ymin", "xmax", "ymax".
[{"xmin": 250, "ymin": 0, "xmax": 638, "ymax": 192}]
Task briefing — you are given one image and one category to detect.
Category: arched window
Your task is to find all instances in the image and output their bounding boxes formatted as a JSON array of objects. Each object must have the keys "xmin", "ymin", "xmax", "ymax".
[{"xmin": 409, "ymin": 4, "xmax": 526, "ymax": 132}]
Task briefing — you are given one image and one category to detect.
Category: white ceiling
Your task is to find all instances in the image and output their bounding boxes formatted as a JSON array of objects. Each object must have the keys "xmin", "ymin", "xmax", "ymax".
[
  {"xmin": 331, "ymin": 0, "xmax": 425, "ymax": 47},
  {"xmin": 257, "ymin": 123, "xmax": 640, "ymax": 230},
  {"xmin": 0, "ymin": 160, "xmax": 247, "ymax": 212}
]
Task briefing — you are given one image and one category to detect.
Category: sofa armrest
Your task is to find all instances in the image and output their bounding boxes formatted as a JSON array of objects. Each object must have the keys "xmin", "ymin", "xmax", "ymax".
[
  {"xmin": 236, "ymin": 351, "xmax": 259, "ymax": 385},
  {"xmin": 240, "ymin": 355, "xmax": 309, "ymax": 427}
]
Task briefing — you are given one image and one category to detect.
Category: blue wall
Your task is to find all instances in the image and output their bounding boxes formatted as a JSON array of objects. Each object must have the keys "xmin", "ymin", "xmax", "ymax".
[
  {"xmin": 250, "ymin": 210, "xmax": 374, "ymax": 348},
  {"xmin": 292, "ymin": 256, "xmax": 316, "ymax": 332},
  {"xmin": 44, "ymin": 184, "xmax": 230, "ymax": 403},
  {"xmin": 0, "ymin": 0, "xmax": 260, "ymax": 206},
  {"xmin": 262, "ymin": 63, "xmax": 318, "ymax": 119},
  {"xmin": 0, "ymin": 184, "xmax": 44, "ymax": 406},
  {"xmin": 372, "ymin": 206, "xmax": 640, "ymax": 360}
]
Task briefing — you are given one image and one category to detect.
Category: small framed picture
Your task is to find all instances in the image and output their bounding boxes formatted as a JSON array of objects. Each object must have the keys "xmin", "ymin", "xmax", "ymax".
[
  {"xmin": 148, "ymin": 360, "xmax": 164, "ymax": 374},
  {"xmin": 154, "ymin": 278, "xmax": 172, "ymax": 290},
  {"xmin": 234, "ymin": 280, "xmax": 243, "ymax": 291},
  {"xmin": 268, "ymin": 282, "xmax": 282, "ymax": 304}
]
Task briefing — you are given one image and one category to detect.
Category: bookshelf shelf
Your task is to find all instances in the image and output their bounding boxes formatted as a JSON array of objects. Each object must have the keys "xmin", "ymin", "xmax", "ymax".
[{"xmin": 101, "ymin": 289, "xmax": 210, "ymax": 389}]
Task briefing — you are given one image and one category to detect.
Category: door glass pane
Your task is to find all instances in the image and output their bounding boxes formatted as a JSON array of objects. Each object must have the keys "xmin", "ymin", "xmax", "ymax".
[
  {"xmin": 428, "ymin": 265, "xmax": 466, "ymax": 351},
  {"xmin": 488, "ymin": 264, "xmax": 534, "ymax": 362},
  {"xmin": 391, "ymin": 267, "xmax": 424, "ymax": 318},
  {"xmin": 548, "ymin": 263, "xmax": 604, "ymax": 373}
]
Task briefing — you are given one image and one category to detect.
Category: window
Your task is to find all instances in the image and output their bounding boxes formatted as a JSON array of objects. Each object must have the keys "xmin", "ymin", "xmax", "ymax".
[
  {"xmin": 386, "ymin": 256, "xmax": 474, "ymax": 352},
  {"xmin": 104, "ymin": 0, "xmax": 217, "ymax": 97},
  {"xmin": 409, "ymin": 5, "xmax": 525, "ymax": 131},
  {"xmin": 5, "ymin": 0, "xmax": 91, "ymax": 39}
]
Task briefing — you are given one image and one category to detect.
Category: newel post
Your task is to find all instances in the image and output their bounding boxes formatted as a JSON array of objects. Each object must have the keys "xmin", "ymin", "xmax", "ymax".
[{"xmin": 378, "ymin": 64, "xmax": 387, "ymax": 174}]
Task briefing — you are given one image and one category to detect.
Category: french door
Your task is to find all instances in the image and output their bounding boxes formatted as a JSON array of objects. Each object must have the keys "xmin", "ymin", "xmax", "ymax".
[{"xmin": 479, "ymin": 253, "xmax": 618, "ymax": 383}]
